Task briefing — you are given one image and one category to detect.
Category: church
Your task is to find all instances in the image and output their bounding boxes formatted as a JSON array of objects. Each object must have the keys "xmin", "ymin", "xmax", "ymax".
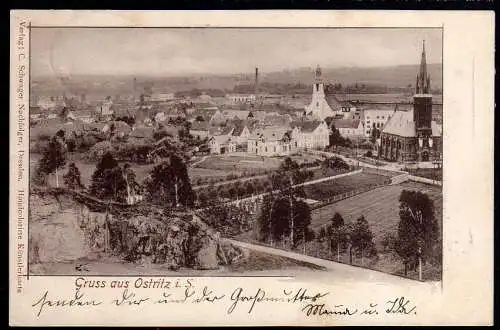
[
  {"xmin": 378, "ymin": 41, "xmax": 442, "ymax": 163},
  {"xmin": 305, "ymin": 65, "xmax": 337, "ymax": 120}
]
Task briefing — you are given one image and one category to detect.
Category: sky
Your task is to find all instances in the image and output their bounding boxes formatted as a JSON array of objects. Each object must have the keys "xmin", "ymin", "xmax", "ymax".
[{"xmin": 31, "ymin": 28, "xmax": 442, "ymax": 77}]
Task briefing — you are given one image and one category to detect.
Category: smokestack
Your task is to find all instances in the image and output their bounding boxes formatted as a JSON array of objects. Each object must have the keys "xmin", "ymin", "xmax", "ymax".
[{"xmin": 254, "ymin": 67, "xmax": 259, "ymax": 95}]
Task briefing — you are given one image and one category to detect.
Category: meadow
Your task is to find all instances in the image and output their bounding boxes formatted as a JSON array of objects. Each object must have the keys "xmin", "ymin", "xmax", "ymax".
[{"xmin": 304, "ymin": 172, "xmax": 389, "ymax": 202}]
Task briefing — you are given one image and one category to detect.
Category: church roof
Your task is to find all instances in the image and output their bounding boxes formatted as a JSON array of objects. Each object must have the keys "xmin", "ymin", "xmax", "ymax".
[
  {"xmin": 381, "ymin": 110, "xmax": 416, "ymax": 137},
  {"xmin": 325, "ymin": 94, "xmax": 343, "ymax": 111}
]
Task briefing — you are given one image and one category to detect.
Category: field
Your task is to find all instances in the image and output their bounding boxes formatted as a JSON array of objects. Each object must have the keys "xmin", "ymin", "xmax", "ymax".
[
  {"xmin": 304, "ymin": 172, "xmax": 389, "ymax": 202},
  {"xmin": 310, "ymin": 181, "xmax": 443, "ymax": 245}
]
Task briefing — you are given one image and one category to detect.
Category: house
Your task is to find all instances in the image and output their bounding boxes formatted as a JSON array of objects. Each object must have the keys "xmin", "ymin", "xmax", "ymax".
[
  {"xmin": 154, "ymin": 111, "xmax": 167, "ymax": 123},
  {"xmin": 110, "ymin": 121, "xmax": 132, "ymax": 138},
  {"xmin": 290, "ymin": 120, "xmax": 330, "ymax": 150},
  {"xmin": 128, "ymin": 126, "xmax": 155, "ymax": 144},
  {"xmin": 151, "ymin": 92, "xmax": 175, "ymax": 102},
  {"xmin": 209, "ymin": 126, "xmax": 234, "ymax": 137},
  {"xmin": 247, "ymin": 128, "xmax": 294, "ymax": 156},
  {"xmin": 221, "ymin": 110, "xmax": 251, "ymax": 121},
  {"xmin": 362, "ymin": 108, "xmax": 395, "ymax": 137},
  {"xmin": 228, "ymin": 121, "xmax": 251, "ymax": 145},
  {"xmin": 209, "ymin": 135, "xmax": 237, "ymax": 154},
  {"xmin": 331, "ymin": 119, "xmax": 364, "ymax": 139},
  {"xmin": 190, "ymin": 121, "xmax": 210, "ymax": 139},
  {"xmin": 225, "ymin": 94, "xmax": 256, "ymax": 104}
]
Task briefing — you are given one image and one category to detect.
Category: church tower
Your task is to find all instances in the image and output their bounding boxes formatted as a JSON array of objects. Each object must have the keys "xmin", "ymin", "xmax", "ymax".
[
  {"xmin": 413, "ymin": 40, "xmax": 434, "ymax": 161},
  {"xmin": 413, "ymin": 41, "xmax": 433, "ymax": 136},
  {"xmin": 305, "ymin": 65, "xmax": 334, "ymax": 120}
]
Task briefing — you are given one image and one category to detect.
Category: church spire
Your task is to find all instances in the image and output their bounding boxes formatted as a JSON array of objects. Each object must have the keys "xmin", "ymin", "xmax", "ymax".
[{"xmin": 416, "ymin": 40, "xmax": 431, "ymax": 94}]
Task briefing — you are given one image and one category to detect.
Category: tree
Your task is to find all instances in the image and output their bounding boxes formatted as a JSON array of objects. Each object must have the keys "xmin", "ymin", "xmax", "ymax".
[
  {"xmin": 256, "ymin": 193, "xmax": 274, "ymax": 243},
  {"xmin": 370, "ymin": 126, "xmax": 380, "ymax": 144},
  {"xmin": 89, "ymin": 152, "xmax": 127, "ymax": 202},
  {"xmin": 395, "ymin": 190, "xmax": 438, "ymax": 279},
  {"xmin": 329, "ymin": 212, "xmax": 346, "ymax": 261},
  {"xmin": 146, "ymin": 154, "xmax": 194, "ymax": 208},
  {"xmin": 270, "ymin": 157, "xmax": 309, "ymax": 247},
  {"xmin": 123, "ymin": 163, "xmax": 139, "ymax": 203},
  {"xmin": 36, "ymin": 130, "xmax": 67, "ymax": 187},
  {"xmin": 244, "ymin": 181, "xmax": 255, "ymax": 196},
  {"xmin": 350, "ymin": 215, "xmax": 377, "ymax": 266},
  {"xmin": 63, "ymin": 162, "xmax": 85, "ymax": 190}
]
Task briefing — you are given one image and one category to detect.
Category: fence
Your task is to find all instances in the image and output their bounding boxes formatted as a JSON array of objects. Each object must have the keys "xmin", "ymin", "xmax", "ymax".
[
  {"xmin": 408, "ymin": 175, "xmax": 442, "ymax": 186},
  {"xmin": 310, "ymin": 181, "xmax": 389, "ymax": 211}
]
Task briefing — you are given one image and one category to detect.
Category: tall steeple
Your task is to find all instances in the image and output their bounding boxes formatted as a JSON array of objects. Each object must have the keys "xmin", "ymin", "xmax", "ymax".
[{"xmin": 416, "ymin": 40, "xmax": 431, "ymax": 94}]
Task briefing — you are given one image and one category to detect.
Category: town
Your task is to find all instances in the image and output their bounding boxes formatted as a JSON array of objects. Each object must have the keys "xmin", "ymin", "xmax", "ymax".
[{"xmin": 29, "ymin": 35, "xmax": 443, "ymax": 283}]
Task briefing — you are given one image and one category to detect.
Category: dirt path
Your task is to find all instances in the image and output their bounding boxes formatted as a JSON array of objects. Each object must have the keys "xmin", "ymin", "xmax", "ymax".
[{"xmin": 224, "ymin": 238, "xmax": 434, "ymax": 286}]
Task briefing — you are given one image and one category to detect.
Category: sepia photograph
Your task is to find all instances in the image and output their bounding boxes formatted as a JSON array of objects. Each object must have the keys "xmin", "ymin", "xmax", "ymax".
[
  {"xmin": 10, "ymin": 10, "xmax": 495, "ymax": 326},
  {"xmin": 26, "ymin": 27, "xmax": 444, "ymax": 283}
]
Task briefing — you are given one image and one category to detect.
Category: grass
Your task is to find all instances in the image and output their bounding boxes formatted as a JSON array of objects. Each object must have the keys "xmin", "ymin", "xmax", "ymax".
[
  {"xmin": 406, "ymin": 167, "xmax": 442, "ymax": 181},
  {"xmin": 304, "ymin": 172, "xmax": 388, "ymax": 201},
  {"xmin": 310, "ymin": 181, "xmax": 443, "ymax": 246},
  {"xmin": 196, "ymin": 154, "xmax": 283, "ymax": 172}
]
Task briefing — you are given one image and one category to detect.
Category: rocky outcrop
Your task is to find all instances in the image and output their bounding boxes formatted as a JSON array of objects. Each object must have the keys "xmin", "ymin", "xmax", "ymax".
[{"xmin": 29, "ymin": 191, "xmax": 245, "ymax": 270}]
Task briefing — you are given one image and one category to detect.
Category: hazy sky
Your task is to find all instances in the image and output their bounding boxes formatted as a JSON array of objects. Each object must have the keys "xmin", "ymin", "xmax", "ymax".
[{"xmin": 31, "ymin": 28, "xmax": 442, "ymax": 77}]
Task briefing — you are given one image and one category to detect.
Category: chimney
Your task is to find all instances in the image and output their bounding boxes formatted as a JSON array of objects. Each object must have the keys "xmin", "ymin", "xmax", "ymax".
[{"xmin": 254, "ymin": 67, "xmax": 259, "ymax": 95}]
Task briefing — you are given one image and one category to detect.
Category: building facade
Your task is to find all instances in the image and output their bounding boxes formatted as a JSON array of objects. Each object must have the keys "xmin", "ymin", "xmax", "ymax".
[
  {"xmin": 291, "ymin": 120, "xmax": 330, "ymax": 150},
  {"xmin": 332, "ymin": 119, "xmax": 364, "ymax": 139},
  {"xmin": 379, "ymin": 41, "xmax": 443, "ymax": 163},
  {"xmin": 247, "ymin": 128, "xmax": 294, "ymax": 156},
  {"xmin": 362, "ymin": 108, "xmax": 395, "ymax": 137}
]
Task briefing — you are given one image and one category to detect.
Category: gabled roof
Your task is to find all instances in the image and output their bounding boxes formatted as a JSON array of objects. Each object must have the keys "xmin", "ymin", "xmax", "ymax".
[
  {"xmin": 190, "ymin": 121, "xmax": 210, "ymax": 131},
  {"xmin": 290, "ymin": 120, "xmax": 324, "ymax": 133},
  {"xmin": 381, "ymin": 110, "xmax": 416, "ymax": 137},
  {"xmin": 209, "ymin": 126, "xmax": 233, "ymax": 136},
  {"xmin": 222, "ymin": 110, "xmax": 250, "ymax": 120},
  {"xmin": 325, "ymin": 95, "xmax": 343, "ymax": 111},
  {"xmin": 210, "ymin": 135, "xmax": 234, "ymax": 145},
  {"xmin": 249, "ymin": 127, "xmax": 291, "ymax": 142},
  {"xmin": 332, "ymin": 119, "xmax": 362, "ymax": 129}
]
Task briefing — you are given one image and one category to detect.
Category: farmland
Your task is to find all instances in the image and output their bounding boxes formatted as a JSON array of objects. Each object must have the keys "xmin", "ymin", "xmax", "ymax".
[
  {"xmin": 309, "ymin": 181, "xmax": 443, "ymax": 245},
  {"xmin": 304, "ymin": 172, "xmax": 389, "ymax": 202}
]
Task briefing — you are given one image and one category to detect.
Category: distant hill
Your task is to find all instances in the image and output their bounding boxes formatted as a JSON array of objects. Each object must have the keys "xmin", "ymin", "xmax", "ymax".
[
  {"xmin": 31, "ymin": 63, "xmax": 442, "ymax": 101},
  {"xmin": 260, "ymin": 63, "xmax": 442, "ymax": 89}
]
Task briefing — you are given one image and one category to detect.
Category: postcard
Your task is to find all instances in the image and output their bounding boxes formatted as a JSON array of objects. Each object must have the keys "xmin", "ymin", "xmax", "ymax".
[{"xmin": 9, "ymin": 10, "xmax": 494, "ymax": 326}]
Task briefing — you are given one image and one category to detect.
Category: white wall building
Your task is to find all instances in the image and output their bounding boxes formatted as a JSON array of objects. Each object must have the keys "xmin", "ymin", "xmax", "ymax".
[
  {"xmin": 362, "ymin": 108, "xmax": 395, "ymax": 137},
  {"xmin": 304, "ymin": 66, "xmax": 336, "ymax": 120}
]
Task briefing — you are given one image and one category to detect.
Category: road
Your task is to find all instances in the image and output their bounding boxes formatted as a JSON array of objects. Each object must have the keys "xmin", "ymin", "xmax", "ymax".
[
  {"xmin": 192, "ymin": 166, "xmax": 322, "ymax": 191},
  {"xmin": 225, "ymin": 238, "xmax": 437, "ymax": 286}
]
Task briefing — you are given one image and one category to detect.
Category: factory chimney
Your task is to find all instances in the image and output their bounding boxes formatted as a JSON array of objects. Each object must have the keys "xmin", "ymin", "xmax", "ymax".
[{"xmin": 254, "ymin": 67, "xmax": 259, "ymax": 95}]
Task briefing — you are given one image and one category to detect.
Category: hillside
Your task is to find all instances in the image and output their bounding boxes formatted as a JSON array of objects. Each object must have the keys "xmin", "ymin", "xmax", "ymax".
[{"xmin": 31, "ymin": 63, "xmax": 442, "ymax": 100}]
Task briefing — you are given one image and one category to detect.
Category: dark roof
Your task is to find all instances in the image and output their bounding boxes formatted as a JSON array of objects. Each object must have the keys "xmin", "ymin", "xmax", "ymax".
[
  {"xmin": 190, "ymin": 121, "xmax": 210, "ymax": 131},
  {"xmin": 290, "ymin": 120, "xmax": 323, "ymax": 133},
  {"xmin": 332, "ymin": 119, "xmax": 361, "ymax": 129},
  {"xmin": 325, "ymin": 94, "xmax": 343, "ymax": 111}
]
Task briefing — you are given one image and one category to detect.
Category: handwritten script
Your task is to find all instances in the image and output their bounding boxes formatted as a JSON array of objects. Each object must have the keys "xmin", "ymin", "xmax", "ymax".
[{"xmin": 31, "ymin": 279, "xmax": 417, "ymax": 319}]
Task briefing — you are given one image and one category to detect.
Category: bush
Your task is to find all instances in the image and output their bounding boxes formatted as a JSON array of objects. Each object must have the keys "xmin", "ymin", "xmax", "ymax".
[
  {"xmin": 365, "ymin": 150, "xmax": 373, "ymax": 158},
  {"xmin": 87, "ymin": 141, "xmax": 114, "ymax": 162}
]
